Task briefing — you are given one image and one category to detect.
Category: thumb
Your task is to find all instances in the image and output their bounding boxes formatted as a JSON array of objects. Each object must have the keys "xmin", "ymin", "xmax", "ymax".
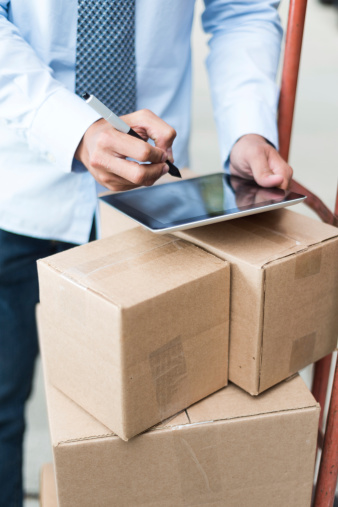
[{"xmin": 250, "ymin": 152, "xmax": 284, "ymax": 188}]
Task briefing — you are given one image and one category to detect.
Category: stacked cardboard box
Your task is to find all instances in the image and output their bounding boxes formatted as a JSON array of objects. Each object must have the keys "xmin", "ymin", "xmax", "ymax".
[
  {"xmin": 176, "ymin": 207, "xmax": 338, "ymax": 394},
  {"xmin": 38, "ymin": 189, "xmax": 337, "ymax": 506},
  {"xmin": 40, "ymin": 373, "xmax": 319, "ymax": 507},
  {"xmin": 38, "ymin": 227, "xmax": 230, "ymax": 440}
]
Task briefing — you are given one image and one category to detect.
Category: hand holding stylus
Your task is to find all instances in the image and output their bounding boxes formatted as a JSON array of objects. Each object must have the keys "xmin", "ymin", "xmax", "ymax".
[{"xmin": 75, "ymin": 101, "xmax": 178, "ymax": 191}]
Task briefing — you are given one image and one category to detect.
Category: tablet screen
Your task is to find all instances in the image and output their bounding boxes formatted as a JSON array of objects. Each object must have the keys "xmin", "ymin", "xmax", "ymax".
[{"xmin": 100, "ymin": 173, "xmax": 305, "ymax": 232}]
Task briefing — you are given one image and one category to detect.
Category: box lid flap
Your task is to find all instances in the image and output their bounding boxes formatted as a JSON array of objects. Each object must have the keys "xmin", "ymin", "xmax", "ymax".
[
  {"xmin": 186, "ymin": 375, "xmax": 318, "ymax": 423},
  {"xmin": 38, "ymin": 228, "xmax": 226, "ymax": 307},
  {"xmin": 177, "ymin": 208, "xmax": 338, "ymax": 268}
]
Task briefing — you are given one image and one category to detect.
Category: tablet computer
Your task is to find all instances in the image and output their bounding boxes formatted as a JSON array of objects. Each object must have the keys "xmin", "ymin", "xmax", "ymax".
[{"xmin": 99, "ymin": 173, "xmax": 306, "ymax": 234}]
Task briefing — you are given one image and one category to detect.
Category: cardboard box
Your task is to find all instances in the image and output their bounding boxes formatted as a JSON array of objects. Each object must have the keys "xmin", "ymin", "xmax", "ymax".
[
  {"xmin": 40, "ymin": 463, "xmax": 57, "ymax": 507},
  {"xmin": 44, "ymin": 375, "xmax": 319, "ymax": 507},
  {"xmin": 175, "ymin": 208, "xmax": 338, "ymax": 394},
  {"xmin": 38, "ymin": 228, "xmax": 230, "ymax": 440}
]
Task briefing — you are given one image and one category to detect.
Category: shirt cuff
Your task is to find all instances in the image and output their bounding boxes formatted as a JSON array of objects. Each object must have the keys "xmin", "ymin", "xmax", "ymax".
[
  {"xmin": 28, "ymin": 87, "xmax": 102, "ymax": 173},
  {"xmin": 216, "ymin": 99, "xmax": 279, "ymax": 171}
]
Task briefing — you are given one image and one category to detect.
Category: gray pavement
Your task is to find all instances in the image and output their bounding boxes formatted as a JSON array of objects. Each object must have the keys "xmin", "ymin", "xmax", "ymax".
[{"xmin": 24, "ymin": 0, "xmax": 338, "ymax": 504}]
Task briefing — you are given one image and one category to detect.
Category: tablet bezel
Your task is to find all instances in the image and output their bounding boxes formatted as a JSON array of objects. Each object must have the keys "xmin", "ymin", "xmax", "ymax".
[{"xmin": 99, "ymin": 173, "xmax": 306, "ymax": 234}]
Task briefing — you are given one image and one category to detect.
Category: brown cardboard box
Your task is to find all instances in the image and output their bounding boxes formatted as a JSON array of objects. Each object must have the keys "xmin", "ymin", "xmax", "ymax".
[
  {"xmin": 175, "ymin": 208, "xmax": 338, "ymax": 394},
  {"xmin": 40, "ymin": 463, "xmax": 57, "ymax": 507},
  {"xmin": 38, "ymin": 227, "xmax": 230, "ymax": 440},
  {"xmin": 44, "ymin": 375, "xmax": 319, "ymax": 507}
]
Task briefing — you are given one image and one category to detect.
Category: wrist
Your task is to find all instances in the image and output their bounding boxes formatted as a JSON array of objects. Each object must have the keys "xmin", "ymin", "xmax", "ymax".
[
  {"xmin": 234, "ymin": 134, "xmax": 268, "ymax": 147},
  {"xmin": 74, "ymin": 118, "xmax": 104, "ymax": 165}
]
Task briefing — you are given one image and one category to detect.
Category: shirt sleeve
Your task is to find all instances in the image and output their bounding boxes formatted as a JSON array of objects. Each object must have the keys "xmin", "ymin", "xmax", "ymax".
[
  {"xmin": 0, "ymin": 4, "xmax": 101, "ymax": 172},
  {"xmin": 202, "ymin": 0, "xmax": 283, "ymax": 169}
]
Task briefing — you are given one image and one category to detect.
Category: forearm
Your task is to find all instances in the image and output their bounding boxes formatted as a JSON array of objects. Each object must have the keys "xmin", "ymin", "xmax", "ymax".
[
  {"xmin": 0, "ymin": 11, "xmax": 100, "ymax": 172},
  {"xmin": 202, "ymin": 0, "xmax": 283, "ymax": 167}
]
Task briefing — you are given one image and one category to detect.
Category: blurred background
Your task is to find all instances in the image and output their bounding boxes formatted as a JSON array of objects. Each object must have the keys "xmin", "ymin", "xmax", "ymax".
[{"xmin": 24, "ymin": 0, "xmax": 338, "ymax": 504}]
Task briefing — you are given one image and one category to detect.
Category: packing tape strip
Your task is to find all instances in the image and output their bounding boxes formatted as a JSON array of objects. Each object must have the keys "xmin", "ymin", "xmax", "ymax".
[
  {"xmin": 65, "ymin": 239, "xmax": 189, "ymax": 281},
  {"xmin": 289, "ymin": 332, "xmax": 317, "ymax": 374},
  {"xmin": 295, "ymin": 247, "xmax": 322, "ymax": 279},
  {"xmin": 232, "ymin": 220, "xmax": 292, "ymax": 246},
  {"xmin": 149, "ymin": 336, "xmax": 189, "ymax": 422}
]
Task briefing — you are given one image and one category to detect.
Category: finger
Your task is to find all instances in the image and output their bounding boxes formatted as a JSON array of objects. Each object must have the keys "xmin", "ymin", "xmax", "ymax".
[
  {"xmin": 268, "ymin": 151, "xmax": 293, "ymax": 190},
  {"xmin": 100, "ymin": 128, "xmax": 166, "ymax": 164},
  {"xmin": 91, "ymin": 153, "xmax": 169, "ymax": 188},
  {"xmin": 122, "ymin": 109, "xmax": 177, "ymax": 158},
  {"xmin": 249, "ymin": 151, "xmax": 284, "ymax": 188},
  {"xmin": 103, "ymin": 173, "xmax": 159, "ymax": 192},
  {"xmin": 164, "ymin": 146, "xmax": 174, "ymax": 163},
  {"xmin": 101, "ymin": 174, "xmax": 141, "ymax": 192}
]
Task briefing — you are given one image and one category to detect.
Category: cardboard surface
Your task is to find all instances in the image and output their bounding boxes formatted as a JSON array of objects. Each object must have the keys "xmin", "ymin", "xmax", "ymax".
[
  {"xmin": 38, "ymin": 227, "xmax": 230, "ymax": 440},
  {"xmin": 175, "ymin": 208, "xmax": 338, "ymax": 394},
  {"xmin": 40, "ymin": 463, "xmax": 57, "ymax": 507},
  {"xmin": 44, "ymin": 375, "xmax": 319, "ymax": 507}
]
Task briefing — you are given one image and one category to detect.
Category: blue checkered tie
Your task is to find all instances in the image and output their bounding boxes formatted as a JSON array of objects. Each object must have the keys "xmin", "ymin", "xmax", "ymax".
[{"xmin": 75, "ymin": 0, "xmax": 136, "ymax": 116}]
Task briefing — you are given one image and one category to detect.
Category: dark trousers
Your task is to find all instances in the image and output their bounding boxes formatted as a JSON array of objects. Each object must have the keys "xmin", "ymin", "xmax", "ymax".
[{"xmin": 0, "ymin": 223, "xmax": 95, "ymax": 507}]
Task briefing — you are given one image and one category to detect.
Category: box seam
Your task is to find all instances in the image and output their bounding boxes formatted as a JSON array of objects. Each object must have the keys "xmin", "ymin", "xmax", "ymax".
[
  {"xmin": 261, "ymin": 236, "xmax": 338, "ymax": 269},
  {"xmin": 257, "ymin": 269, "xmax": 266, "ymax": 394}
]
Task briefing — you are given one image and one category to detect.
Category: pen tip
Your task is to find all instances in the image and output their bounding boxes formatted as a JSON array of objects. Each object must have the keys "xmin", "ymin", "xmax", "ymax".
[
  {"xmin": 166, "ymin": 160, "xmax": 182, "ymax": 179},
  {"xmin": 82, "ymin": 92, "xmax": 90, "ymax": 101}
]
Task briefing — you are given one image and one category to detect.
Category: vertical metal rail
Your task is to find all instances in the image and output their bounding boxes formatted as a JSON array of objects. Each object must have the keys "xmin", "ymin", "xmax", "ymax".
[
  {"xmin": 312, "ymin": 355, "xmax": 334, "ymax": 432},
  {"xmin": 278, "ymin": 0, "xmax": 308, "ymax": 162},
  {"xmin": 314, "ymin": 356, "xmax": 338, "ymax": 507}
]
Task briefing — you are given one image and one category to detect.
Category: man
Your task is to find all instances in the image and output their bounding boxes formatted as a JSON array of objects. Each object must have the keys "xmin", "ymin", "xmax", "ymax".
[{"xmin": 0, "ymin": 0, "xmax": 292, "ymax": 505}]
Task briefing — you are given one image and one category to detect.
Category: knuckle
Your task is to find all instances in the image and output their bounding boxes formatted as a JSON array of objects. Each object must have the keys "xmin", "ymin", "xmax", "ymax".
[
  {"xmin": 167, "ymin": 127, "xmax": 177, "ymax": 140},
  {"xmin": 141, "ymin": 108, "xmax": 152, "ymax": 117},
  {"xmin": 138, "ymin": 144, "xmax": 152, "ymax": 162},
  {"xmin": 144, "ymin": 178, "xmax": 156, "ymax": 187},
  {"xmin": 101, "ymin": 173, "xmax": 111, "ymax": 186},
  {"xmin": 96, "ymin": 171, "xmax": 108, "ymax": 187},
  {"xmin": 96, "ymin": 132, "xmax": 109, "ymax": 150},
  {"xmin": 90, "ymin": 151, "xmax": 101, "ymax": 169},
  {"xmin": 96, "ymin": 137, "xmax": 105, "ymax": 150},
  {"xmin": 100, "ymin": 132, "xmax": 111, "ymax": 148},
  {"xmin": 132, "ymin": 165, "xmax": 147, "ymax": 186}
]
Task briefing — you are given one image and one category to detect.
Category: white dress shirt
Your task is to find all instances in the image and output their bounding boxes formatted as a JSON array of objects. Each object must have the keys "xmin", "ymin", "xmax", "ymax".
[{"xmin": 0, "ymin": 0, "xmax": 282, "ymax": 243}]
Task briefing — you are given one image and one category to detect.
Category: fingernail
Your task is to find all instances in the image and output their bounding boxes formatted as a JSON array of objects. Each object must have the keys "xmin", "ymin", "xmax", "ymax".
[
  {"xmin": 161, "ymin": 152, "xmax": 167, "ymax": 163},
  {"xmin": 162, "ymin": 164, "xmax": 169, "ymax": 175},
  {"xmin": 167, "ymin": 148, "xmax": 174, "ymax": 163}
]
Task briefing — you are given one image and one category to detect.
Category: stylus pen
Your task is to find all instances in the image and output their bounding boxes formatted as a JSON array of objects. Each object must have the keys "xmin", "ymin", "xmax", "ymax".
[{"xmin": 82, "ymin": 93, "xmax": 181, "ymax": 179}]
